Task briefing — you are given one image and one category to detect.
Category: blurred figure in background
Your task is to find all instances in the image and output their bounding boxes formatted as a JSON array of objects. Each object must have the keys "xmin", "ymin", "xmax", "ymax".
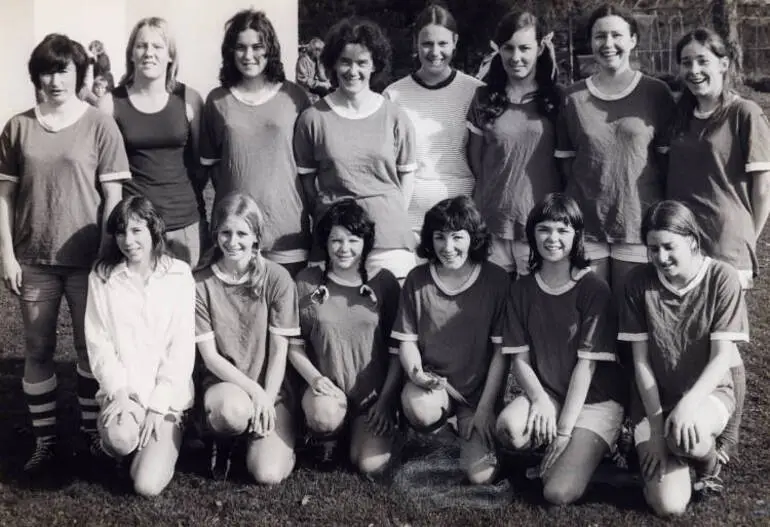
[{"xmin": 296, "ymin": 37, "xmax": 331, "ymax": 102}]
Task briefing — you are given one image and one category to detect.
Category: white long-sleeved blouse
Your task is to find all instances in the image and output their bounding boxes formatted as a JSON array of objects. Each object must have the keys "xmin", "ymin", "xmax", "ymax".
[{"xmin": 84, "ymin": 256, "xmax": 196, "ymax": 413}]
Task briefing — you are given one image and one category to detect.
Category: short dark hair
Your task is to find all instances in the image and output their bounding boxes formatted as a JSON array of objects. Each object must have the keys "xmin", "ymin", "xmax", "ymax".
[
  {"xmin": 316, "ymin": 199, "xmax": 375, "ymax": 261},
  {"xmin": 586, "ymin": 3, "xmax": 639, "ymax": 40},
  {"xmin": 641, "ymin": 200, "xmax": 703, "ymax": 251},
  {"xmin": 28, "ymin": 34, "xmax": 89, "ymax": 92},
  {"xmin": 525, "ymin": 193, "xmax": 590, "ymax": 273},
  {"xmin": 219, "ymin": 9, "xmax": 285, "ymax": 88},
  {"xmin": 417, "ymin": 196, "xmax": 490, "ymax": 264},
  {"xmin": 413, "ymin": 4, "xmax": 458, "ymax": 37},
  {"xmin": 321, "ymin": 17, "xmax": 391, "ymax": 90}
]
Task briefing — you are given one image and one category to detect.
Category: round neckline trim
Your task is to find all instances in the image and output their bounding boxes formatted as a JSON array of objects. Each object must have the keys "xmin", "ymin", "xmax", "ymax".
[
  {"xmin": 229, "ymin": 82, "xmax": 283, "ymax": 107},
  {"xmin": 124, "ymin": 87, "xmax": 171, "ymax": 115},
  {"xmin": 325, "ymin": 93, "xmax": 384, "ymax": 120},
  {"xmin": 586, "ymin": 70, "xmax": 642, "ymax": 101},
  {"xmin": 34, "ymin": 100, "xmax": 89, "ymax": 132},
  {"xmin": 534, "ymin": 267, "xmax": 591, "ymax": 296},
  {"xmin": 410, "ymin": 69, "xmax": 457, "ymax": 90},
  {"xmin": 429, "ymin": 263, "xmax": 481, "ymax": 296}
]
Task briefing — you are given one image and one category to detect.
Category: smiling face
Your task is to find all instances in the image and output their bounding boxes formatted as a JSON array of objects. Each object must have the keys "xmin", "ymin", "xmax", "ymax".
[
  {"xmin": 217, "ymin": 216, "xmax": 257, "ymax": 267},
  {"xmin": 534, "ymin": 220, "xmax": 575, "ymax": 264},
  {"xmin": 234, "ymin": 28, "xmax": 268, "ymax": 80},
  {"xmin": 39, "ymin": 60, "xmax": 78, "ymax": 106},
  {"xmin": 417, "ymin": 24, "xmax": 456, "ymax": 77},
  {"xmin": 591, "ymin": 15, "xmax": 637, "ymax": 72},
  {"xmin": 131, "ymin": 25, "xmax": 171, "ymax": 82},
  {"xmin": 646, "ymin": 229, "xmax": 698, "ymax": 283},
  {"xmin": 500, "ymin": 26, "xmax": 540, "ymax": 82},
  {"xmin": 679, "ymin": 41, "xmax": 728, "ymax": 103},
  {"xmin": 333, "ymin": 43, "xmax": 374, "ymax": 97},
  {"xmin": 116, "ymin": 215, "xmax": 154, "ymax": 266},
  {"xmin": 327, "ymin": 225, "xmax": 364, "ymax": 273},
  {"xmin": 432, "ymin": 229, "xmax": 471, "ymax": 270}
]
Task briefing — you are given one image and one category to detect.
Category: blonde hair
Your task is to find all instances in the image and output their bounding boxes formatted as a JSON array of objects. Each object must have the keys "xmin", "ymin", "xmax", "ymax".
[
  {"xmin": 201, "ymin": 193, "xmax": 269, "ymax": 298},
  {"xmin": 120, "ymin": 17, "xmax": 179, "ymax": 91}
]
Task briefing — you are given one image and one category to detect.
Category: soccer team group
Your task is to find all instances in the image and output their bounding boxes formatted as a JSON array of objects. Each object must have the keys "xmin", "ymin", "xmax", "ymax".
[{"xmin": 0, "ymin": 1, "xmax": 766, "ymax": 518}]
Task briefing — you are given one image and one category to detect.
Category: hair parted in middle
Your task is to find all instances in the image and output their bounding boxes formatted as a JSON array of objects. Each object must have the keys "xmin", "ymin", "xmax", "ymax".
[
  {"xmin": 120, "ymin": 17, "xmax": 179, "ymax": 92},
  {"xmin": 417, "ymin": 195, "xmax": 491, "ymax": 264},
  {"xmin": 316, "ymin": 198, "xmax": 376, "ymax": 289},
  {"xmin": 219, "ymin": 9, "xmax": 286, "ymax": 88},
  {"xmin": 525, "ymin": 192, "xmax": 590, "ymax": 274},
  {"xmin": 641, "ymin": 200, "xmax": 703, "ymax": 252},
  {"xmin": 321, "ymin": 17, "xmax": 392, "ymax": 90}
]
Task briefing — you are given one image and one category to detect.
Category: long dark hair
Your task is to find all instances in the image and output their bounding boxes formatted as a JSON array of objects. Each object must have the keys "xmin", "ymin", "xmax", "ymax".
[
  {"xmin": 94, "ymin": 196, "xmax": 170, "ymax": 281},
  {"xmin": 219, "ymin": 9, "xmax": 285, "ymax": 88},
  {"xmin": 477, "ymin": 10, "xmax": 559, "ymax": 125},
  {"xmin": 671, "ymin": 28, "xmax": 734, "ymax": 137},
  {"xmin": 525, "ymin": 193, "xmax": 590, "ymax": 274}
]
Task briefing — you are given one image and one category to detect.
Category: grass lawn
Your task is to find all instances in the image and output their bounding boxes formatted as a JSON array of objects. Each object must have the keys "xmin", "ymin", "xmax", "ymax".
[{"xmin": 2, "ymin": 91, "xmax": 770, "ymax": 527}]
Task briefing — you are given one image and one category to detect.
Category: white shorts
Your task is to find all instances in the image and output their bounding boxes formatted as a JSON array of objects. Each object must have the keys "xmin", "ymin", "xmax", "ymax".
[
  {"xmin": 584, "ymin": 241, "xmax": 647, "ymax": 263},
  {"xmin": 736, "ymin": 269, "xmax": 754, "ymax": 290},
  {"xmin": 366, "ymin": 249, "xmax": 417, "ymax": 280},
  {"xmin": 633, "ymin": 394, "xmax": 731, "ymax": 445},
  {"xmin": 488, "ymin": 237, "xmax": 530, "ymax": 275}
]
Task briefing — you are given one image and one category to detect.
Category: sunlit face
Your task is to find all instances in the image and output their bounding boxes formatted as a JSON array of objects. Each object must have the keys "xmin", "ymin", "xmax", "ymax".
[
  {"xmin": 646, "ymin": 229, "xmax": 698, "ymax": 283},
  {"xmin": 500, "ymin": 26, "xmax": 540, "ymax": 82},
  {"xmin": 591, "ymin": 15, "xmax": 637, "ymax": 72},
  {"xmin": 334, "ymin": 43, "xmax": 375, "ymax": 97},
  {"xmin": 92, "ymin": 79, "xmax": 108, "ymax": 98},
  {"xmin": 38, "ymin": 60, "xmax": 78, "ymax": 106},
  {"xmin": 234, "ymin": 29, "xmax": 268, "ymax": 80},
  {"xmin": 534, "ymin": 220, "xmax": 575, "ymax": 263},
  {"xmin": 131, "ymin": 26, "xmax": 171, "ymax": 81},
  {"xmin": 678, "ymin": 41, "xmax": 728, "ymax": 102},
  {"xmin": 217, "ymin": 216, "xmax": 257, "ymax": 266},
  {"xmin": 116, "ymin": 216, "xmax": 154, "ymax": 266},
  {"xmin": 417, "ymin": 24, "xmax": 456, "ymax": 76},
  {"xmin": 327, "ymin": 225, "xmax": 364, "ymax": 273},
  {"xmin": 432, "ymin": 229, "xmax": 471, "ymax": 270}
]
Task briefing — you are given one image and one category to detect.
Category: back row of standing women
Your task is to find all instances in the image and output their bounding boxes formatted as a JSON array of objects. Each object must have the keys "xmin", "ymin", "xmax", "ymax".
[{"xmin": 0, "ymin": 1, "xmax": 767, "ymax": 519}]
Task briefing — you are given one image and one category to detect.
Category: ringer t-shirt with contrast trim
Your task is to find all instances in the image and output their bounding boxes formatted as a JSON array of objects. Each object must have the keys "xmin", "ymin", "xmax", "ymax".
[
  {"xmin": 200, "ymin": 82, "xmax": 312, "ymax": 260},
  {"xmin": 293, "ymin": 94, "xmax": 417, "ymax": 251},
  {"xmin": 194, "ymin": 259, "xmax": 300, "ymax": 391},
  {"xmin": 391, "ymin": 261, "xmax": 509, "ymax": 406},
  {"xmin": 503, "ymin": 268, "xmax": 624, "ymax": 405},
  {"xmin": 290, "ymin": 266, "xmax": 401, "ymax": 409},
  {"xmin": 384, "ymin": 70, "xmax": 483, "ymax": 232},
  {"xmin": 0, "ymin": 104, "xmax": 130, "ymax": 268},
  {"xmin": 555, "ymin": 72, "xmax": 675, "ymax": 244},
  {"xmin": 667, "ymin": 95, "xmax": 770, "ymax": 275},
  {"xmin": 618, "ymin": 257, "xmax": 748, "ymax": 411}
]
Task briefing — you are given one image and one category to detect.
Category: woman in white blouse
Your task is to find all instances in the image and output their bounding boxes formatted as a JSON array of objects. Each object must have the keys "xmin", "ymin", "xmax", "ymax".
[{"xmin": 84, "ymin": 196, "xmax": 195, "ymax": 497}]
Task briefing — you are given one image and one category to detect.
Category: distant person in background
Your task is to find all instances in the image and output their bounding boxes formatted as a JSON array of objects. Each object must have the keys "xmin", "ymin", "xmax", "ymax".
[
  {"xmin": 296, "ymin": 37, "xmax": 332, "ymax": 102},
  {"xmin": 0, "ymin": 33, "xmax": 129, "ymax": 476},
  {"xmin": 81, "ymin": 40, "xmax": 114, "ymax": 107},
  {"xmin": 88, "ymin": 40, "xmax": 115, "ymax": 91},
  {"xmin": 201, "ymin": 8, "xmax": 312, "ymax": 278},
  {"xmin": 99, "ymin": 17, "xmax": 207, "ymax": 267},
  {"xmin": 385, "ymin": 4, "xmax": 483, "ymax": 241}
]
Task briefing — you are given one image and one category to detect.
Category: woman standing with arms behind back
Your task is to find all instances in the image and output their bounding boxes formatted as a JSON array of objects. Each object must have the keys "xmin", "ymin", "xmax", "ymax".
[
  {"xmin": 99, "ymin": 17, "xmax": 207, "ymax": 267},
  {"xmin": 384, "ymin": 4, "xmax": 482, "ymax": 239}
]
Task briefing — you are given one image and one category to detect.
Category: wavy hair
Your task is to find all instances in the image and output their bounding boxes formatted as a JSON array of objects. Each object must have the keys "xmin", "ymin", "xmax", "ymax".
[
  {"xmin": 119, "ymin": 17, "xmax": 178, "ymax": 92},
  {"xmin": 321, "ymin": 17, "xmax": 391, "ymax": 90},
  {"xmin": 417, "ymin": 196, "xmax": 490, "ymax": 264},
  {"xmin": 219, "ymin": 9, "xmax": 285, "ymax": 88},
  {"xmin": 316, "ymin": 199, "xmax": 375, "ymax": 288}
]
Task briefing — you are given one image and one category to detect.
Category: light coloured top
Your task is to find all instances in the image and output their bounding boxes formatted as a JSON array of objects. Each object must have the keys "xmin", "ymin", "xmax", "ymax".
[{"xmin": 85, "ymin": 256, "xmax": 196, "ymax": 413}]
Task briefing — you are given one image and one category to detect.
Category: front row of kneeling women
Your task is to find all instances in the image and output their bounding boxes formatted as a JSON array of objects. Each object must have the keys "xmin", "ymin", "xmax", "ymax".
[{"xmin": 84, "ymin": 191, "xmax": 745, "ymax": 517}]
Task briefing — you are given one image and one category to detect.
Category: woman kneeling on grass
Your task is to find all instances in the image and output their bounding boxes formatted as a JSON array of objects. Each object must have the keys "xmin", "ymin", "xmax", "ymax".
[
  {"xmin": 289, "ymin": 200, "xmax": 402, "ymax": 474},
  {"xmin": 85, "ymin": 196, "xmax": 195, "ymax": 497},
  {"xmin": 194, "ymin": 193, "xmax": 298, "ymax": 484},
  {"xmin": 392, "ymin": 196, "xmax": 509, "ymax": 485},
  {"xmin": 495, "ymin": 193, "xmax": 625, "ymax": 505},
  {"xmin": 619, "ymin": 200, "xmax": 748, "ymax": 516}
]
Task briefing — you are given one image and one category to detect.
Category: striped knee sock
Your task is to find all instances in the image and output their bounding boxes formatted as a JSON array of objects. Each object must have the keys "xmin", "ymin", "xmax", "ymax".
[
  {"xmin": 76, "ymin": 365, "xmax": 100, "ymax": 433},
  {"xmin": 23, "ymin": 375, "xmax": 58, "ymax": 440}
]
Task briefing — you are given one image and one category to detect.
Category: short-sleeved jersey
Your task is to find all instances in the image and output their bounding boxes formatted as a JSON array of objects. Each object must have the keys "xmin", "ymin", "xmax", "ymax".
[
  {"xmin": 555, "ymin": 73, "xmax": 675, "ymax": 243},
  {"xmin": 200, "ymin": 83, "xmax": 312, "ymax": 256},
  {"xmin": 391, "ymin": 262, "xmax": 509, "ymax": 405},
  {"xmin": 293, "ymin": 96, "xmax": 417, "ymax": 251},
  {"xmin": 112, "ymin": 84, "xmax": 199, "ymax": 231},
  {"xmin": 384, "ymin": 71, "xmax": 483, "ymax": 231},
  {"xmin": 293, "ymin": 266, "xmax": 401, "ymax": 408},
  {"xmin": 467, "ymin": 87, "xmax": 562, "ymax": 241},
  {"xmin": 0, "ymin": 105, "xmax": 130, "ymax": 267},
  {"xmin": 194, "ymin": 260, "xmax": 300, "ymax": 388},
  {"xmin": 503, "ymin": 269, "xmax": 624, "ymax": 405},
  {"xmin": 667, "ymin": 95, "xmax": 770, "ymax": 275},
  {"xmin": 618, "ymin": 258, "xmax": 748, "ymax": 411}
]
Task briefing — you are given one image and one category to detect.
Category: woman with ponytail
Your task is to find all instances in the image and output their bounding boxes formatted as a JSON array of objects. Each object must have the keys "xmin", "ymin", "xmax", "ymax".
[
  {"xmin": 466, "ymin": 9, "xmax": 563, "ymax": 276},
  {"xmin": 194, "ymin": 192, "xmax": 299, "ymax": 484}
]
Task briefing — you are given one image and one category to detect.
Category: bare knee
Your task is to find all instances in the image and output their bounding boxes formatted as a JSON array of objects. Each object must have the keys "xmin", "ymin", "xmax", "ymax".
[
  {"xmin": 132, "ymin": 464, "xmax": 173, "ymax": 497},
  {"xmin": 496, "ymin": 399, "xmax": 530, "ymax": 450},
  {"xmin": 466, "ymin": 462, "xmax": 497, "ymax": 485},
  {"xmin": 248, "ymin": 455, "xmax": 294, "ymax": 485},
  {"xmin": 206, "ymin": 386, "xmax": 251, "ymax": 435},
  {"xmin": 665, "ymin": 433, "xmax": 713, "ymax": 460},
  {"xmin": 401, "ymin": 382, "xmax": 449, "ymax": 430},
  {"xmin": 543, "ymin": 479, "xmax": 585, "ymax": 506},
  {"xmin": 101, "ymin": 420, "xmax": 140, "ymax": 457},
  {"xmin": 645, "ymin": 487, "xmax": 689, "ymax": 517},
  {"xmin": 302, "ymin": 390, "xmax": 347, "ymax": 435},
  {"xmin": 356, "ymin": 451, "xmax": 391, "ymax": 475}
]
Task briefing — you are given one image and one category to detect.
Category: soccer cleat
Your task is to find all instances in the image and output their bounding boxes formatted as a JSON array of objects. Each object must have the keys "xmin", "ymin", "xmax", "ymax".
[
  {"xmin": 693, "ymin": 461, "xmax": 724, "ymax": 497},
  {"xmin": 210, "ymin": 439, "xmax": 233, "ymax": 481},
  {"xmin": 23, "ymin": 437, "xmax": 59, "ymax": 476}
]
